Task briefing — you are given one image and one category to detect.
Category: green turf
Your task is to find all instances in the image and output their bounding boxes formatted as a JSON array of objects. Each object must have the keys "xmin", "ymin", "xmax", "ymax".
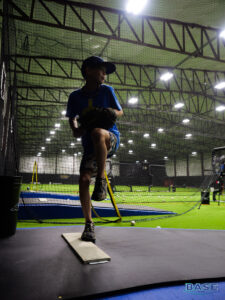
[
  {"xmin": 21, "ymin": 184, "xmax": 199, "ymax": 194},
  {"xmin": 19, "ymin": 183, "xmax": 225, "ymax": 230},
  {"xmin": 21, "ymin": 183, "xmax": 83, "ymax": 193},
  {"xmin": 18, "ymin": 201, "xmax": 225, "ymax": 230}
]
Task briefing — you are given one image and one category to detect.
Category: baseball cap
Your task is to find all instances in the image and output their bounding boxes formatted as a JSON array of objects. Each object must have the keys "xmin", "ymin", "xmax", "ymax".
[{"xmin": 81, "ymin": 56, "xmax": 116, "ymax": 78}]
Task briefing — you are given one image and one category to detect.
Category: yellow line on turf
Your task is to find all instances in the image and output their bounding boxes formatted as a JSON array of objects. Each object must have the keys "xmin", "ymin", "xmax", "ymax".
[{"xmin": 104, "ymin": 170, "xmax": 122, "ymax": 220}]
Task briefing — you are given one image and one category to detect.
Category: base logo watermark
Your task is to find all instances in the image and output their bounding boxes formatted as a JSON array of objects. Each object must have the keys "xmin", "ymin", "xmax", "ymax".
[{"xmin": 185, "ymin": 283, "xmax": 219, "ymax": 295}]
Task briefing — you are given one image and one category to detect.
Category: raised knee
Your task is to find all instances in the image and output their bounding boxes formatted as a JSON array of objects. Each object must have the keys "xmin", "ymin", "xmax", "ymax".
[{"xmin": 91, "ymin": 128, "xmax": 104, "ymax": 141}]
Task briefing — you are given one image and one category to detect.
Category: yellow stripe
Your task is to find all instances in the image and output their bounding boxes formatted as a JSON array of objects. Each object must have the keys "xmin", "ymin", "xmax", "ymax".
[
  {"xmin": 104, "ymin": 170, "xmax": 122, "ymax": 219},
  {"xmin": 88, "ymin": 98, "xmax": 93, "ymax": 108},
  {"xmin": 91, "ymin": 170, "xmax": 122, "ymax": 222},
  {"xmin": 91, "ymin": 204, "xmax": 111, "ymax": 222},
  {"xmin": 91, "ymin": 204, "xmax": 121, "ymax": 223},
  {"xmin": 31, "ymin": 161, "xmax": 38, "ymax": 191},
  {"xmin": 81, "ymin": 98, "xmax": 93, "ymax": 115}
]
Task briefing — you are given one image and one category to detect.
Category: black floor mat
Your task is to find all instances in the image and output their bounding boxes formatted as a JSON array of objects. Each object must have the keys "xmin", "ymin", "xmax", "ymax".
[{"xmin": 1, "ymin": 226, "xmax": 225, "ymax": 300}]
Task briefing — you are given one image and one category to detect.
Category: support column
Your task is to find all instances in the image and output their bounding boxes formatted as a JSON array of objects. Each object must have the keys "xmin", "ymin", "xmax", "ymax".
[
  {"xmin": 55, "ymin": 153, "xmax": 58, "ymax": 174},
  {"xmin": 200, "ymin": 152, "xmax": 204, "ymax": 177},
  {"xmin": 187, "ymin": 154, "xmax": 189, "ymax": 177},
  {"xmin": 174, "ymin": 156, "xmax": 177, "ymax": 178}
]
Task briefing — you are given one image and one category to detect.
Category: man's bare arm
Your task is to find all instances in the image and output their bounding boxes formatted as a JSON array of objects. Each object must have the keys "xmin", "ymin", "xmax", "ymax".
[
  {"xmin": 114, "ymin": 109, "xmax": 123, "ymax": 117},
  {"xmin": 69, "ymin": 117, "xmax": 85, "ymax": 137}
]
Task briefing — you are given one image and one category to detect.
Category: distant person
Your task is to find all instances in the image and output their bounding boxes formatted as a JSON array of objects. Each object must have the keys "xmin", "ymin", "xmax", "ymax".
[
  {"xmin": 213, "ymin": 176, "xmax": 224, "ymax": 201},
  {"xmin": 220, "ymin": 163, "xmax": 225, "ymax": 176}
]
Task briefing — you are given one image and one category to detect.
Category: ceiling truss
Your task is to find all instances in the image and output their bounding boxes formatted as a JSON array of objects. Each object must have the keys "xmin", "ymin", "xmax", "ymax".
[{"xmin": 3, "ymin": 0, "xmax": 225, "ymax": 62}]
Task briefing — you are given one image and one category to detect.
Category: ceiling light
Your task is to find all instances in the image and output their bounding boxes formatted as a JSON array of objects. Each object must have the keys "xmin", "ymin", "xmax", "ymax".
[
  {"xmin": 136, "ymin": 161, "xmax": 139, "ymax": 163},
  {"xmin": 46, "ymin": 138, "xmax": 51, "ymax": 142},
  {"xmin": 74, "ymin": 153, "xmax": 77, "ymax": 156},
  {"xmin": 61, "ymin": 110, "xmax": 66, "ymax": 115},
  {"xmin": 50, "ymin": 130, "xmax": 55, "ymax": 135},
  {"xmin": 151, "ymin": 143, "xmax": 156, "ymax": 148},
  {"xmin": 77, "ymin": 138, "xmax": 81, "ymax": 142},
  {"xmin": 164, "ymin": 156, "xmax": 168, "ymax": 160},
  {"xmin": 128, "ymin": 139, "xmax": 133, "ymax": 144},
  {"xmin": 129, "ymin": 150, "xmax": 133, "ymax": 154},
  {"xmin": 214, "ymin": 82, "xmax": 225, "ymax": 90},
  {"xmin": 128, "ymin": 97, "xmax": 138, "ymax": 104},
  {"xmin": 143, "ymin": 133, "xmax": 150, "ymax": 138},
  {"xmin": 113, "ymin": 154, "xmax": 117, "ymax": 157},
  {"xmin": 219, "ymin": 29, "xmax": 225, "ymax": 39},
  {"xmin": 55, "ymin": 123, "xmax": 60, "ymax": 128},
  {"xmin": 41, "ymin": 147, "xmax": 45, "ymax": 150},
  {"xmin": 62, "ymin": 149, "xmax": 65, "ymax": 153},
  {"xmin": 144, "ymin": 160, "xmax": 148, "ymax": 163},
  {"xmin": 158, "ymin": 128, "xmax": 164, "ymax": 133},
  {"xmin": 174, "ymin": 102, "xmax": 184, "ymax": 109},
  {"xmin": 192, "ymin": 152, "xmax": 197, "ymax": 156},
  {"xmin": 120, "ymin": 143, "xmax": 124, "ymax": 147},
  {"xmin": 216, "ymin": 105, "xmax": 225, "ymax": 112},
  {"xmin": 160, "ymin": 72, "xmax": 173, "ymax": 81},
  {"xmin": 71, "ymin": 143, "xmax": 75, "ymax": 146},
  {"xmin": 126, "ymin": 0, "xmax": 147, "ymax": 14},
  {"xmin": 182, "ymin": 118, "xmax": 190, "ymax": 124},
  {"xmin": 185, "ymin": 133, "xmax": 192, "ymax": 138}
]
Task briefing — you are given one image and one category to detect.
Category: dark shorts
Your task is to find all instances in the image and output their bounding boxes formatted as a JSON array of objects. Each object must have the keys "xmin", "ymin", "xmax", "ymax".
[{"xmin": 80, "ymin": 132, "xmax": 117, "ymax": 177}]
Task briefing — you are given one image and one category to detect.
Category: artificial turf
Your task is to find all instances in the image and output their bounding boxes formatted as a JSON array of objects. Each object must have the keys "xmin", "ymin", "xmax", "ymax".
[
  {"xmin": 17, "ymin": 200, "xmax": 225, "ymax": 230},
  {"xmin": 19, "ymin": 183, "xmax": 225, "ymax": 230}
]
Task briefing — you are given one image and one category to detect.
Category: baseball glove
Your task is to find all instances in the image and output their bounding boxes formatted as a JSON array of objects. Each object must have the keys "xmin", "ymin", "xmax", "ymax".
[{"xmin": 78, "ymin": 107, "xmax": 117, "ymax": 131}]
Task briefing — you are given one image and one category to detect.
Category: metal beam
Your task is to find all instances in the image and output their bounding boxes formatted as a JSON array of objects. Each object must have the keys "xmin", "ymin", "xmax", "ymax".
[
  {"xmin": 11, "ymin": 55, "xmax": 225, "ymax": 98},
  {"xmin": 16, "ymin": 85, "xmax": 225, "ymax": 121},
  {"xmin": 4, "ymin": 0, "xmax": 225, "ymax": 63}
]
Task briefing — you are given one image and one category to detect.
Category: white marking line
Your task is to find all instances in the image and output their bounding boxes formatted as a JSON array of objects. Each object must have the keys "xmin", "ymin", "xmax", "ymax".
[{"xmin": 39, "ymin": 198, "xmax": 48, "ymax": 202}]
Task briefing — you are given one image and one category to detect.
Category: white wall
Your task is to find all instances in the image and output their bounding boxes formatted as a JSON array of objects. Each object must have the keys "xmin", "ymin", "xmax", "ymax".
[
  {"xmin": 176, "ymin": 159, "xmax": 187, "ymax": 176},
  {"xmin": 112, "ymin": 163, "xmax": 120, "ymax": 176},
  {"xmin": 165, "ymin": 161, "xmax": 174, "ymax": 177},
  {"xmin": 19, "ymin": 155, "xmax": 81, "ymax": 175},
  {"xmin": 57, "ymin": 155, "xmax": 74, "ymax": 174},
  {"xmin": 165, "ymin": 155, "xmax": 212, "ymax": 177},
  {"xmin": 189, "ymin": 156, "xmax": 201, "ymax": 176}
]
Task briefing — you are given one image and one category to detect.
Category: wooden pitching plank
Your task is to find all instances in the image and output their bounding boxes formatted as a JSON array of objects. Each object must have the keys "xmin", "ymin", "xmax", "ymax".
[{"xmin": 62, "ymin": 233, "xmax": 111, "ymax": 264}]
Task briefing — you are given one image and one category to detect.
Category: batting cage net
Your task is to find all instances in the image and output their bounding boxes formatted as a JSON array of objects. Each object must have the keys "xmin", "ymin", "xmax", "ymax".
[{"xmin": 1, "ymin": 0, "xmax": 225, "ymax": 225}]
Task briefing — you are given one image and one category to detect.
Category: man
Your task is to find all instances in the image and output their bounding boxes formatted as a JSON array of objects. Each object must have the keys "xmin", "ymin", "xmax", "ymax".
[
  {"xmin": 66, "ymin": 56, "xmax": 123, "ymax": 242},
  {"xmin": 213, "ymin": 175, "xmax": 224, "ymax": 201}
]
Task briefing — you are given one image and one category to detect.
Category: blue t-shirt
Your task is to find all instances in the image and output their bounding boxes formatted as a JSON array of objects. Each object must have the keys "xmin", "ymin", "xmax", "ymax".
[{"xmin": 66, "ymin": 84, "xmax": 122, "ymax": 156}]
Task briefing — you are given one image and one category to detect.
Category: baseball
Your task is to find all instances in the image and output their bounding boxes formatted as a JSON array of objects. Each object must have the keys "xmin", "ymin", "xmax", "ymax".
[{"xmin": 131, "ymin": 220, "xmax": 136, "ymax": 226}]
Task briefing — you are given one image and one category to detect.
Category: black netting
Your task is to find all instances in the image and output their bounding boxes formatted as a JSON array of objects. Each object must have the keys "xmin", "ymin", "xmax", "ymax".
[{"xmin": 1, "ymin": 0, "xmax": 225, "ymax": 224}]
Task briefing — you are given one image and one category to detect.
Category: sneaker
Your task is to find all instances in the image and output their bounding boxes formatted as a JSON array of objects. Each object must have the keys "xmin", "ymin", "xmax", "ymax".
[
  {"xmin": 81, "ymin": 222, "xmax": 95, "ymax": 243},
  {"xmin": 91, "ymin": 177, "xmax": 107, "ymax": 201}
]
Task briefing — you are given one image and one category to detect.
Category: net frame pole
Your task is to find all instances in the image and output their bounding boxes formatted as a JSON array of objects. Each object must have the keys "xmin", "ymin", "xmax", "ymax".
[
  {"xmin": 31, "ymin": 161, "xmax": 38, "ymax": 191},
  {"xmin": 91, "ymin": 170, "xmax": 122, "ymax": 223},
  {"xmin": 104, "ymin": 170, "xmax": 122, "ymax": 220}
]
